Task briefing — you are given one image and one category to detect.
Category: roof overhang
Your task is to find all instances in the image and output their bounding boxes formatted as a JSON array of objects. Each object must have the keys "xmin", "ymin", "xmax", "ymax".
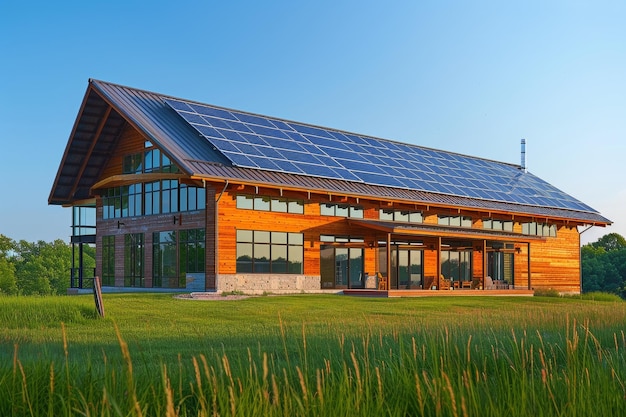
[
  {"xmin": 188, "ymin": 166, "xmax": 612, "ymax": 226},
  {"xmin": 91, "ymin": 173, "xmax": 187, "ymax": 192},
  {"xmin": 347, "ymin": 219, "xmax": 545, "ymax": 243},
  {"xmin": 49, "ymin": 86, "xmax": 128, "ymax": 205}
]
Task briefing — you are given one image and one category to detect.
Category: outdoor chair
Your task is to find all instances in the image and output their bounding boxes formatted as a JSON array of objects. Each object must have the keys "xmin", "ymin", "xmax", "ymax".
[
  {"xmin": 376, "ymin": 272, "xmax": 388, "ymax": 290},
  {"xmin": 439, "ymin": 274, "xmax": 451, "ymax": 290}
]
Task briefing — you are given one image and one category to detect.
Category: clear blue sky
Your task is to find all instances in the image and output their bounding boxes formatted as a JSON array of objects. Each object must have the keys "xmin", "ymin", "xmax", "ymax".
[{"xmin": 1, "ymin": 1, "xmax": 624, "ymax": 245}]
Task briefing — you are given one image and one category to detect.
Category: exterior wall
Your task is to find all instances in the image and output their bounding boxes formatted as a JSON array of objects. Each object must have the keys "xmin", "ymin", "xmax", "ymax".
[
  {"xmin": 217, "ymin": 274, "xmax": 321, "ymax": 294},
  {"xmin": 94, "ymin": 124, "xmax": 212, "ymax": 290},
  {"xmin": 91, "ymin": 124, "xmax": 584, "ymax": 294},
  {"xmin": 526, "ymin": 225, "xmax": 581, "ymax": 293},
  {"xmin": 100, "ymin": 125, "xmax": 144, "ymax": 178},
  {"xmin": 214, "ymin": 184, "xmax": 583, "ymax": 294},
  {"xmin": 95, "ymin": 202, "xmax": 208, "ymax": 288},
  {"xmin": 215, "ymin": 187, "xmax": 434, "ymax": 278}
]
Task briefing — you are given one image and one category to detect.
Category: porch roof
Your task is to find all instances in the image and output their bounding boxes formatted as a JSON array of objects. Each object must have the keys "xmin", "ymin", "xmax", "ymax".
[{"xmin": 348, "ymin": 219, "xmax": 544, "ymax": 243}]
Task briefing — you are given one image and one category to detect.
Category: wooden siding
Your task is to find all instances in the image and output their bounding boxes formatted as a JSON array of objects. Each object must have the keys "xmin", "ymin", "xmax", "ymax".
[
  {"xmin": 100, "ymin": 125, "xmax": 145, "ymax": 179},
  {"xmin": 215, "ymin": 184, "xmax": 584, "ymax": 292}
]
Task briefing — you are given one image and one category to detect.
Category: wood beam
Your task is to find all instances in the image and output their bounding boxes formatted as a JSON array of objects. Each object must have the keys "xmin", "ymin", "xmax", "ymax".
[
  {"xmin": 91, "ymin": 173, "xmax": 187, "ymax": 191},
  {"xmin": 69, "ymin": 106, "xmax": 112, "ymax": 199}
]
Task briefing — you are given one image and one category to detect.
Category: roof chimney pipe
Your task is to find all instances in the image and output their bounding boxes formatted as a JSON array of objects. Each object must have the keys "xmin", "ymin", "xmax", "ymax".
[{"xmin": 520, "ymin": 138, "xmax": 526, "ymax": 172}]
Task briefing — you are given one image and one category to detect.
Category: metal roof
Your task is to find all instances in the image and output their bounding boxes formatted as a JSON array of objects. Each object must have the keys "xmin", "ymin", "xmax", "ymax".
[{"xmin": 49, "ymin": 79, "xmax": 611, "ymax": 226}]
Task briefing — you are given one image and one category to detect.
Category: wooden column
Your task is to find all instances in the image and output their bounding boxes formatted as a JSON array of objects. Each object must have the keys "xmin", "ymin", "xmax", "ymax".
[
  {"xmin": 527, "ymin": 242, "xmax": 532, "ymax": 290},
  {"xmin": 436, "ymin": 237, "xmax": 441, "ymax": 290},
  {"xmin": 483, "ymin": 239, "xmax": 487, "ymax": 291},
  {"xmin": 386, "ymin": 232, "xmax": 392, "ymax": 290}
]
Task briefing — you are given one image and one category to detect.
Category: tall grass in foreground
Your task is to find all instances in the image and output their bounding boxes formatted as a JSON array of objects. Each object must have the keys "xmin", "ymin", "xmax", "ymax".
[{"xmin": 2, "ymin": 311, "xmax": 625, "ymax": 416}]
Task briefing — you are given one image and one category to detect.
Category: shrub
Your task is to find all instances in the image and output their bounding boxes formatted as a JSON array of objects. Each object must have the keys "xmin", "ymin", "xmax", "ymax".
[
  {"xmin": 580, "ymin": 291, "xmax": 623, "ymax": 302},
  {"xmin": 533, "ymin": 287, "xmax": 561, "ymax": 297}
]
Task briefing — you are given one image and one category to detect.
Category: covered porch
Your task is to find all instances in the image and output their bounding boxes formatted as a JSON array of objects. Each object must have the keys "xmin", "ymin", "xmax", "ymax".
[
  {"xmin": 343, "ymin": 288, "xmax": 535, "ymax": 297},
  {"xmin": 343, "ymin": 219, "xmax": 543, "ymax": 294}
]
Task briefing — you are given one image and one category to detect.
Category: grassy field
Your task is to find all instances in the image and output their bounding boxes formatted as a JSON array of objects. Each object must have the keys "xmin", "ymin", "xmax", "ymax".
[{"xmin": 1, "ymin": 293, "xmax": 625, "ymax": 416}]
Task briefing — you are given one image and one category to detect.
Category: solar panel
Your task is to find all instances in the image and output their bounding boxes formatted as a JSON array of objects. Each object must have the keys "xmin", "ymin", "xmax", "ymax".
[{"xmin": 163, "ymin": 98, "xmax": 596, "ymax": 213}]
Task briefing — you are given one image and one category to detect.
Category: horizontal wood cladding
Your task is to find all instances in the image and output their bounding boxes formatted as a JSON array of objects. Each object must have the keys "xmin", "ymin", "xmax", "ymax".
[
  {"xmin": 99, "ymin": 125, "xmax": 146, "ymax": 180},
  {"xmin": 216, "ymin": 185, "xmax": 584, "ymax": 293},
  {"xmin": 527, "ymin": 226, "xmax": 581, "ymax": 292}
]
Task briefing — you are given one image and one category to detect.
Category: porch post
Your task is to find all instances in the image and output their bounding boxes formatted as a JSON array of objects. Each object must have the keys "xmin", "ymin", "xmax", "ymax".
[
  {"xmin": 527, "ymin": 242, "xmax": 531, "ymax": 290},
  {"xmin": 436, "ymin": 237, "xmax": 441, "ymax": 289},
  {"xmin": 482, "ymin": 239, "xmax": 487, "ymax": 291},
  {"xmin": 386, "ymin": 232, "xmax": 392, "ymax": 290}
]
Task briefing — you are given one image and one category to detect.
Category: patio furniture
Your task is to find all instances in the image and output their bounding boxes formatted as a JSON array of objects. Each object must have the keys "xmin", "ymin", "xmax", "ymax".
[
  {"xmin": 423, "ymin": 275, "xmax": 436, "ymax": 290},
  {"xmin": 376, "ymin": 272, "xmax": 388, "ymax": 290}
]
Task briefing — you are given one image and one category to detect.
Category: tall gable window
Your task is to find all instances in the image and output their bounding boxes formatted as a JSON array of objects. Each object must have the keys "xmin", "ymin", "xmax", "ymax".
[
  {"xmin": 123, "ymin": 143, "xmax": 180, "ymax": 175},
  {"xmin": 103, "ymin": 146, "xmax": 205, "ymax": 219}
]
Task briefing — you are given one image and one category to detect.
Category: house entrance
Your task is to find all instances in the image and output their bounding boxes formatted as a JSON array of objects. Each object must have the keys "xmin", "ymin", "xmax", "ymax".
[
  {"xmin": 320, "ymin": 236, "xmax": 364, "ymax": 289},
  {"xmin": 378, "ymin": 245, "xmax": 423, "ymax": 289},
  {"xmin": 488, "ymin": 251, "xmax": 514, "ymax": 285}
]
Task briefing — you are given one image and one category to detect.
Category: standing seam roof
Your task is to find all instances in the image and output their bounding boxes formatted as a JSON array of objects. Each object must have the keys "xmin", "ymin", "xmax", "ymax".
[{"xmin": 50, "ymin": 79, "xmax": 611, "ymax": 226}]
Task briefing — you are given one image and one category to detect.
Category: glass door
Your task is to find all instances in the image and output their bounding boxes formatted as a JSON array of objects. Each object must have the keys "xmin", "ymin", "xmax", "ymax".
[
  {"xmin": 320, "ymin": 246, "xmax": 364, "ymax": 289},
  {"xmin": 349, "ymin": 248, "xmax": 364, "ymax": 288},
  {"xmin": 394, "ymin": 248, "xmax": 423, "ymax": 289},
  {"xmin": 488, "ymin": 252, "xmax": 514, "ymax": 285},
  {"xmin": 335, "ymin": 248, "xmax": 349, "ymax": 288}
]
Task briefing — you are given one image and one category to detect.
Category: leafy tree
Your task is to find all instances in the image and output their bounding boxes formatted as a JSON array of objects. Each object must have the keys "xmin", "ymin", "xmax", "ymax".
[
  {"xmin": 592, "ymin": 232, "xmax": 626, "ymax": 252},
  {"xmin": 14, "ymin": 239, "xmax": 71, "ymax": 295},
  {"xmin": 582, "ymin": 233, "xmax": 626, "ymax": 298},
  {"xmin": 0, "ymin": 234, "xmax": 17, "ymax": 295},
  {"xmin": 0, "ymin": 256, "xmax": 18, "ymax": 295},
  {"xmin": 0, "ymin": 234, "xmax": 15, "ymax": 256}
]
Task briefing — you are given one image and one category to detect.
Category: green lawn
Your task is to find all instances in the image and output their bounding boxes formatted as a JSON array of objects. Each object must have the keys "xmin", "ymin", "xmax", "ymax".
[{"xmin": 1, "ymin": 293, "xmax": 625, "ymax": 416}]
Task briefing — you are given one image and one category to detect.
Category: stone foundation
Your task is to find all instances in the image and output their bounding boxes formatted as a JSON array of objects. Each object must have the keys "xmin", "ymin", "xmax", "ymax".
[{"xmin": 217, "ymin": 274, "xmax": 322, "ymax": 294}]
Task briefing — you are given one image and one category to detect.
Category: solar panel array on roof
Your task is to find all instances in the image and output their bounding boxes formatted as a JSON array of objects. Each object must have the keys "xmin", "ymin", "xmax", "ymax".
[{"xmin": 163, "ymin": 97, "xmax": 595, "ymax": 213}]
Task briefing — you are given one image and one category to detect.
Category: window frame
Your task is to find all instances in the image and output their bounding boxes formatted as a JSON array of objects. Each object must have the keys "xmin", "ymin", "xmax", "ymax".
[{"xmin": 236, "ymin": 229, "xmax": 304, "ymax": 274}]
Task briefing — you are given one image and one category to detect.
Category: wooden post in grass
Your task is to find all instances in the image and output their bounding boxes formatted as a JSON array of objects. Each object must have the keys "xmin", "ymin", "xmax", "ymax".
[{"xmin": 93, "ymin": 276, "xmax": 105, "ymax": 318}]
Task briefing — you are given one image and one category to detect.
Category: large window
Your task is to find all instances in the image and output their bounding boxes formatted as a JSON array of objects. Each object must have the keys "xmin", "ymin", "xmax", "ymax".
[
  {"xmin": 320, "ymin": 203, "xmax": 363, "ymax": 218},
  {"xmin": 441, "ymin": 250, "xmax": 472, "ymax": 282},
  {"xmin": 104, "ymin": 146, "xmax": 204, "ymax": 219},
  {"xmin": 179, "ymin": 229, "xmax": 206, "ymax": 274},
  {"xmin": 72, "ymin": 206, "xmax": 96, "ymax": 237},
  {"xmin": 102, "ymin": 235, "xmax": 115, "ymax": 286},
  {"xmin": 153, "ymin": 231, "xmax": 179, "ymax": 288},
  {"xmin": 124, "ymin": 233, "xmax": 144, "ymax": 287},
  {"xmin": 153, "ymin": 229, "xmax": 206, "ymax": 288},
  {"xmin": 236, "ymin": 194, "xmax": 304, "ymax": 214},
  {"xmin": 103, "ymin": 182, "xmax": 205, "ymax": 219},
  {"xmin": 236, "ymin": 230, "xmax": 303, "ymax": 273}
]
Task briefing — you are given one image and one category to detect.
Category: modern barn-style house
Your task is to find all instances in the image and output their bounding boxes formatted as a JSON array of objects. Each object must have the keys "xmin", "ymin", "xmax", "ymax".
[{"xmin": 49, "ymin": 79, "xmax": 610, "ymax": 295}]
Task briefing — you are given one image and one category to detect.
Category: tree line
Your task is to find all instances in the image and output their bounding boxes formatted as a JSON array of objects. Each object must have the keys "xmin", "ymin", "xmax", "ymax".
[
  {"xmin": 581, "ymin": 232, "xmax": 626, "ymax": 298},
  {"xmin": 1, "ymin": 232, "xmax": 625, "ymax": 297},
  {"xmin": 0, "ymin": 234, "xmax": 94, "ymax": 295}
]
